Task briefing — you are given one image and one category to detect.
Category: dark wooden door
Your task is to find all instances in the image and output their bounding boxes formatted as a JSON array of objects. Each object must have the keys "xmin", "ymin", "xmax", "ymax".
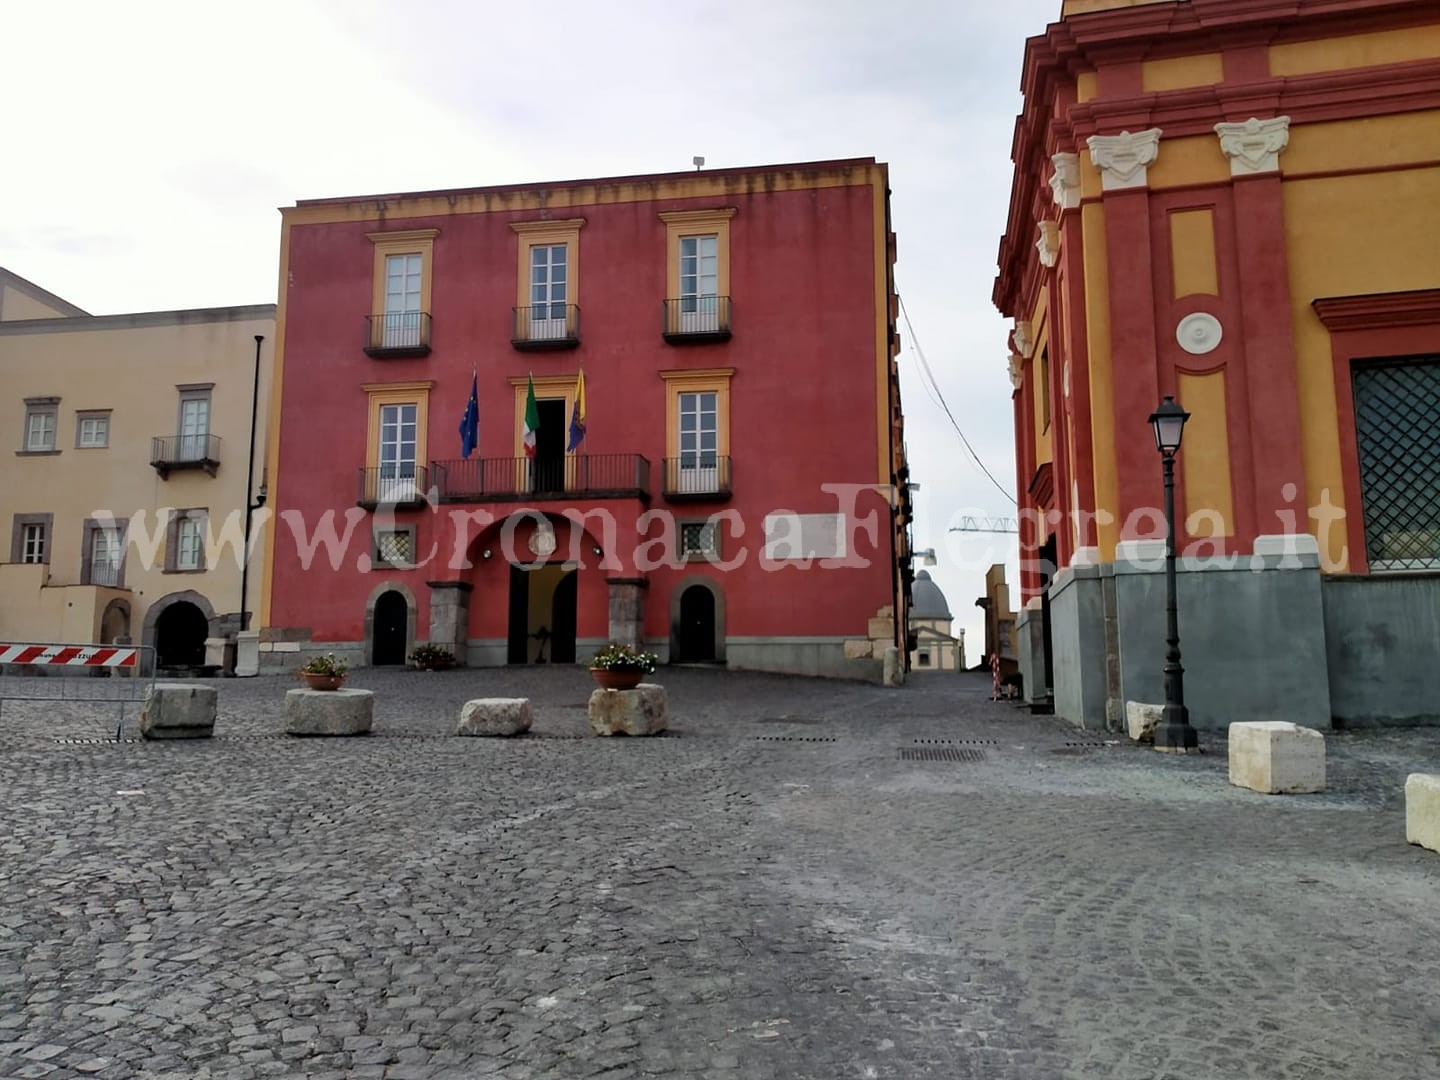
[
  {"xmin": 551, "ymin": 571, "xmax": 577, "ymax": 664},
  {"xmin": 507, "ymin": 564, "xmax": 529, "ymax": 664},
  {"xmin": 373, "ymin": 591, "xmax": 408, "ymax": 666},
  {"xmin": 677, "ymin": 585, "xmax": 716, "ymax": 663},
  {"xmin": 534, "ymin": 399, "xmax": 566, "ymax": 493}
]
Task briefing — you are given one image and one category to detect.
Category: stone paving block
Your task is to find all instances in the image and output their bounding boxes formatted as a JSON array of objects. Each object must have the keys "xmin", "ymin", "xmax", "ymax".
[
  {"xmin": 588, "ymin": 684, "xmax": 667, "ymax": 736},
  {"xmin": 1228, "ymin": 720, "xmax": 1325, "ymax": 794},
  {"xmin": 284, "ymin": 688, "xmax": 374, "ymax": 736},
  {"xmin": 456, "ymin": 698, "xmax": 532, "ymax": 737},
  {"xmin": 139, "ymin": 683, "xmax": 217, "ymax": 740},
  {"xmin": 1405, "ymin": 773, "xmax": 1440, "ymax": 854},
  {"xmin": 1125, "ymin": 701, "xmax": 1163, "ymax": 743}
]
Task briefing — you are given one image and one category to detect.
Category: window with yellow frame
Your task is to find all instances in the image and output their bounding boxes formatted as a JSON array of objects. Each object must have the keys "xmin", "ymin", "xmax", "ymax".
[
  {"xmin": 511, "ymin": 218, "xmax": 584, "ymax": 346},
  {"xmin": 362, "ymin": 381, "xmax": 431, "ymax": 505},
  {"xmin": 661, "ymin": 368, "xmax": 732, "ymax": 497},
  {"xmin": 367, "ymin": 230, "xmax": 437, "ymax": 352},
  {"xmin": 660, "ymin": 208, "xmax": 735, "ymax": 337}
]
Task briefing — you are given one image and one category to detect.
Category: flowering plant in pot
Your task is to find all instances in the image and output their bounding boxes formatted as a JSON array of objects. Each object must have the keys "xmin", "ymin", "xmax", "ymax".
[
  {"xmin": 298, "ymin": 653, "xmax": 349, "ymax": 691},
  {"xmin": 409, "ymin": 644, "xmax": 456, "ymax": 671},
  {"xmin": 588, "ymin": 643, "xmax": 658, "ymax": 691}
]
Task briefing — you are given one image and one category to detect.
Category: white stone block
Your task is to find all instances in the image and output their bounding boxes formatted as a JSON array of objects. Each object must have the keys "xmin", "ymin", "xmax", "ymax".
[
  {"xmin": 235, "ymin": 631, "xmax": 260, "ymax": 677},
  {"xmin": 589, "ymin": 684, "xmax": 668, "ymax": 736},
  {"xmin": 1405, "ymin": 774, "xmax": 1440, "ymax": 854},
  {"xmin": 272, "ymin": 642, "xmax": 300, "ymax": 653},
  {"xmin": 457, "ymin": 698, "xmax": 532, "ymax": 737},
  {"xmin": 843, "ymin": 639, "xmax": 873, "ymax": 660},
  {"xmin": 1126, "ymin": 701, "xmax": 1163, "ymax": 743},
  {"xmin": 1228, "ymin": 721, "xmax": 1325, "ymax": 794},
  {"xmin": 285, "ymin": 688, "xmax": 374, "ymax": 736},
  {"xmin": 140, "ymin": 683, "xmax": 217, "ymax": 740}
]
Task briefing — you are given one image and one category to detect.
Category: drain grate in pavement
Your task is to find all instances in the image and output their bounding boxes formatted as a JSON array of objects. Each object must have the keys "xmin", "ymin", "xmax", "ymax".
[
  {"xmin": 755, "ymin": 735, "xmax": 839, "ymax": 743},
  {"xmin": 899, "ymin": 747, "xmax": 987, "ymax": 763},
  {"xmin": 912, "ymin": 738, "xmax": 998, "ymax": 746}
]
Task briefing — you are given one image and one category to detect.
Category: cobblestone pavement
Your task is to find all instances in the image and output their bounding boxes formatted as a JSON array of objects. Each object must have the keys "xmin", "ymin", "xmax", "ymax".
[{"xmin": 2, "ymin": 668, "xmax": 1439, "ymax": 1079}]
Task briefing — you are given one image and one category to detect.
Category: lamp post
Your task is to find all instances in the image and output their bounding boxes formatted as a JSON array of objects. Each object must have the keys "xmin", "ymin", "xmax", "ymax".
[{"xmin": 1147, "ymin": 396, "xmax": 1198, "ymax": 754}]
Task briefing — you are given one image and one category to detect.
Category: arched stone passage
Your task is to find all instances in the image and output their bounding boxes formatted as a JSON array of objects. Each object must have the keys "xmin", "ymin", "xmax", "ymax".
[
  {"xmin": 100, "ymin": 599, "xmax": 131, "ymax": 644},
  {"xmin": 364, "ymin": 581, "xmax": 417, "ymax": 666},
  {"xmin": 669, "ymin": 575, "xmax": 726, "ymax": 664},
  {"xmin": 143, "ymin": 590, "xmax": 217, "ymax": 669}
]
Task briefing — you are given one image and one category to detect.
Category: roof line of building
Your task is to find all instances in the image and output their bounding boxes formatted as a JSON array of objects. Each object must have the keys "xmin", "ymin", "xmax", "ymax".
[
  {"xmin": 0, "ymin": 267, "xmax": 90, "ymax": 318},
  {"xmin": 291, "ymin": 156, "xmax": 883, "ymax": 209},
  {"xmin": 0, "ymin": 303, "xmax": 276, "ymax": 336}
]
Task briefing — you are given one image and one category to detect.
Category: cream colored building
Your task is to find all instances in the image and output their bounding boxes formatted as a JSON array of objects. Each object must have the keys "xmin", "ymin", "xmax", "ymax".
[
  {"xmin": 908, "ymin": 571, "xmax": 964, "ymax": 672},
  {"xmin": 0, "ymin": 268, "xmax": 274, "ymax": 669}
]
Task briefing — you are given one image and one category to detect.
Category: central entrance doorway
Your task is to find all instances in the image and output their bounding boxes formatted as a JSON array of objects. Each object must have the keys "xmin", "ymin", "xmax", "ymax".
[
  {"xmin": 373, "ymin": 590, "xmax": 409, "ymax": 666},
  {"xmin": 533, "ymin": 399, "xmax": 566, "ymax": 494},
  {"xmin": 676, "ymin": 584, "xmax": 716, "ymax": 662},
  {"xmin": 507, "ymin": 563, "xmax": 577, "ymax": 664}
]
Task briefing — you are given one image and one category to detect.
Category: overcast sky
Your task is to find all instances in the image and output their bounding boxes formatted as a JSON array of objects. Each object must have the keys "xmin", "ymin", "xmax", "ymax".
[{"xmin": 3, "ymin": 0, "xmax": 1059, "ymax": 658}]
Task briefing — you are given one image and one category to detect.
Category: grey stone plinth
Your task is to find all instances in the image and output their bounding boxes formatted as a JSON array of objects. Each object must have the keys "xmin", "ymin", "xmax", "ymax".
[
  {"xmin": 1406, "ymin": 774, "xmax": 1440, "ymax": 854},
  {"xmin": 140, "ymin": 683, "xmax": 217, "ymax": 740},
  {"xmin": 285, "ymin": 688, "xmax": 374, "ymax": 736},
  {"xmin": 589, "ymin": 683, "xmax": 668, "ymax": 736},
  {"xmin": 235, "ymin": 630, "xmax": 260, "ymax": 677},
  {"xmin": 457, "ymin": 698, "xmax": 532, "ymax": 737},
  {"xmin": 1229, "ymin": 721, "xmax": 1325, "ymax": 794},
  {"xmin": 1126, "ymin": 701, "xmax": 1163, "ymax": 743}
]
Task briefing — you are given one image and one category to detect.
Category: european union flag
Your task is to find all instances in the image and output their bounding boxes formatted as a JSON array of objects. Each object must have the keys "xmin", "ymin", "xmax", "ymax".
[{"xmin": 458, "ymin": 370, "xmax": 479, "ymax": 459}]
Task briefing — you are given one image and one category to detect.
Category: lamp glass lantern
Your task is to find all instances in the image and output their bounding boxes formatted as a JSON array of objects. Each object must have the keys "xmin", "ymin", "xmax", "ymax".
[{"xmin": 1148, "ymin": 396, "xmax": 1190, "ymax": 454}]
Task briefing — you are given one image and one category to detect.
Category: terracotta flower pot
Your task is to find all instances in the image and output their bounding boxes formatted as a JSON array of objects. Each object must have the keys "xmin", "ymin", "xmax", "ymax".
[
  {"xmin": 590, "ymin": 668, "xmax": 644, "ymax": 691},
  {"xmin": 300, "ymin": 673, "xmax": 346, "ymax": 691}
]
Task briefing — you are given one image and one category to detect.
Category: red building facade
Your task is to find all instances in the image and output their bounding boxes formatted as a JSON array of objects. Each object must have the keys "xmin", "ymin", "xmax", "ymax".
[{"xmin": 259, "ymin": 159, "xmax": 911, "ymax": 679}]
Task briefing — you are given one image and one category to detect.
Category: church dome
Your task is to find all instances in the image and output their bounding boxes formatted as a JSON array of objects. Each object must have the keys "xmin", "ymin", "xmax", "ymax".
[{"xmin": 911, "ymin": 570, "xmax": 952, "ymax": 620}]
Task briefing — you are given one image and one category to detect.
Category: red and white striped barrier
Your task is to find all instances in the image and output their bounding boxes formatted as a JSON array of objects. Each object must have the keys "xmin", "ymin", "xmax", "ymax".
[{"xmin": 0, "ymin": 644, "xmax": 139, "ymax": 668}]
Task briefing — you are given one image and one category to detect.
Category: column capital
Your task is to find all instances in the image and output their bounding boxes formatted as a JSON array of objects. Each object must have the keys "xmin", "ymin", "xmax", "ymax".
[
  {"xmin": 1011, "ymin": 319, "xmax": 1036, "ymax": 359},
  {"xmin": 1215, "ymin": 116, "xmax": 1291, "ymax": 176},
  {"xmin": 1036, "ymin": 220, "xmax": 1061, "ymax": 269},
  {"xmin": 1007, "ymin": 354, "xmax": 1024, "ymax": 391},
  {"xmin": 1049, "ymin": 152, "xmax": 1081, "ymax": 210},
  {"xmin": 1086, "ymin": 128, "xmax": 1162, "ymax": 191}
]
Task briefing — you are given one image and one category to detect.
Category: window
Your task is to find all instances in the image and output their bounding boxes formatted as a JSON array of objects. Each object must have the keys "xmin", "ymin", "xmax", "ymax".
[
  {"xmin": 76, "ymin": 411, "xmax": 111, "ymax": 448},
  {"xmin": 374, "ymin": 526, "xmax": 416, "ymax": 569},
  {"xmin": 680, "ymin": 521, "xmax": 720, "ymax": 560},
  {"xmin": 363, "ymin": 381, "xmax": 432, "ymax": 506},
  {"xmin": 368, "ymin": 229, "xmax": 437, "ymax": 351},
  {"xmin": 9, "ymin": 513, "xmax": 52, "ymax": 565},
  {"xmin": 165, "ymin": 510, "xmax": 207, "ymax": 573},
  {"xmin": 1352, "ymin": 357, "xmax": 1440, "ymax": 570},
  {"xmin": 178, "ymin": 388, "xmax": 212, "ymax": 461},
  {"xmin": 511, "ymin": 218, "xmax": 584, "ymax": 345},
  {"xmin": 82, "ymin": 520, "xmax": 125, "ymax": 587},
  {"xmin": 918, "ymin": 651, "xmax": 932, "ymax": 667},
  {"xmin": 1039, "ymin": 347, "xmax": 1051, "ymax": 431},
  {"xmin": 662, "ymin": 368, "xmax": 732, "ymax": 497},
  {"xmin": 660, "ymin": 208, "xmax": 734, "ymax": 338},
  {"xmin": 22, "ymin": 398, "xmax": 59, "ymax": 452}
]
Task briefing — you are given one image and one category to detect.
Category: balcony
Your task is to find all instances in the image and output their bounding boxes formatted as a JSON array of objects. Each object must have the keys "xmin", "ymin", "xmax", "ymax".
[
  {"xmin": 364, "ymin": 312, "xmax": 432, "ymax": 358},
  {"xmin": 662, "ymin": 296, "xmax": 731, "ymax": 343},
  {"xmin": 151, "ymin": 434, "xmax": 221, "ymax": 478},
  {"xmin": 512, "ymin": 305, "xmax": 580, "ymax": 350},
  {"xmin": 662, "ymin": 456, "xmax": 732, "ymax": 501},
  {"xmin": 431, "ymin": 454, "xmax": 649, "ymax": 503},
  {"xmin": 357, "ymin": 465, "xmax": 430, "ymax": 510}
]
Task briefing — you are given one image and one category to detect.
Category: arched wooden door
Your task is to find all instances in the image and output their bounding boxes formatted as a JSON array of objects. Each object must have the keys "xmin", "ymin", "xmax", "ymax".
[
  {"xmin": 373, "ymin": 590, "xmax": 409, "ymax": 666},
  {"xmin": 677, "ymin": 584, "xmax": 716, "ymax": 663}
]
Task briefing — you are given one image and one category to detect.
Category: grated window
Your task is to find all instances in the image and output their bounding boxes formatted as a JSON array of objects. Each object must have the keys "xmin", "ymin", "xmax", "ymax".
[{"xmin": 1353, "ymin": 358, "xmax": 1440, "ymax": 571}]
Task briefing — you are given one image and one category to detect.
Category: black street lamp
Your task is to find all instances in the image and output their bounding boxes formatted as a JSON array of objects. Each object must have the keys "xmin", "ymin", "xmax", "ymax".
[{"xmin": 1147, "ymin": 395, "xmax": 1198, "ymax": 754}]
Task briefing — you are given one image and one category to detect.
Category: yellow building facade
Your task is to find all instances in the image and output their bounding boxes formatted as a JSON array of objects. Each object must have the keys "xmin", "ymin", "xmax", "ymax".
[
  {"xmin": 0, "ymin": 269, "xmax": 274, "ymax": 669},
  {"xmin": 996, "ymin": 0, "xmax": 1440, "ymax": 729}
]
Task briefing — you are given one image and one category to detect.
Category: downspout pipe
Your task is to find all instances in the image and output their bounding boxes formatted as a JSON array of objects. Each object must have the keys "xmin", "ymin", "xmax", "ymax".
[{"xmin": 240, "ymin": 334, "xmax": 264, "ymax": 632}]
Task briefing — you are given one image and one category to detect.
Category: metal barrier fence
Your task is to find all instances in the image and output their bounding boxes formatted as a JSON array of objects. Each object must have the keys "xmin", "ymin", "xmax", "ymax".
[{"xmin": 0, "ymin": 642, "xmax": 157, "ymax": 739}]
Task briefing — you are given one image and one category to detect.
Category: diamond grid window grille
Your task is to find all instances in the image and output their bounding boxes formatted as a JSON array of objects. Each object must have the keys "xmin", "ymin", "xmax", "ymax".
[
  {"xmin": 376, "ymin": 530, "xmax": 413, "ymax": 567},
  {"xmin": 680, "ymin": 521, "xmax": 718, "ymax": 557},
  {"xmin": 1353, "ymin": 358, "xmax": 1440, "ymax": 571}
]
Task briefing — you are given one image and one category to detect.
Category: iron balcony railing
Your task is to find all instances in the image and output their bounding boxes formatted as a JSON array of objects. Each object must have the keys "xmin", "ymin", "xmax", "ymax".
[
  {"xmin": 364, "ymin": 312, "xmax": 432, "ymax": 357},
  {"xmin": 662, "ymin": 456, "xmax": 732, "ymax": 500},
  {"xmin": 357, "ymin": 465, "xmax": 430, "ymax": 509},
  {"xmin": 431, "ymin": 454, "xmax": 650, "ymax": 502},
  {"xmin": 662, "ymin": 295, "xmax": 732, "ymax": 342},
  {"xmin": 512, "ymin": 304, "xmax": 580, "ymax": 350},
  {"xmin": 150, "ymin": 434, "xmax": 222, "ymax": 478}
]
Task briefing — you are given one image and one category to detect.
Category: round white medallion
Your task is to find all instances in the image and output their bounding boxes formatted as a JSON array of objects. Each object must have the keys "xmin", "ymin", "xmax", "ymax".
[
  {"xmin": 528, "ymin": 527, "xmax": 557, "ymax": 558},
  {"xmin": 1176, "ymin": 312, "xmax": 1223, "ymax": 356}
]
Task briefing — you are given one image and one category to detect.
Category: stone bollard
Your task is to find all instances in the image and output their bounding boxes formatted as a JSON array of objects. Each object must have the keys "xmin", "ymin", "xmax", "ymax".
[
  {"xmin": 1126, "ymin": 701, "xmax": 1163, "ymax": 743},
  {"xmin": 457, "ymin": 698, "xmax": 532, "ymax": 737},
  {"xmin": 1405, "ymin": 774, "xmax": 1440, "ymax": 854},
  {"xmin": 235, "ymin": 631, "xmax": 260, "ymax": 677},
  {"xmin": 1228, "ymin": 721, "xmax": 1325, "ymax": 794},
  {"xmin": 589, "ymin": 683, "xmax": 668, "ymax": 736},
  {"xmin": 140, "ymin": 683, "xmax": 218, "ymax": 739},
  {"xmin": 285, "ymin": 688, "xmax": 374, "ymax": 736}
]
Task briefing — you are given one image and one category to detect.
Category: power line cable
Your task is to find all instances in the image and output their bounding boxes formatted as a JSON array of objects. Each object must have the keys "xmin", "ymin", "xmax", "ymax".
[{"xmin": 897, "ymin": 293, "xmax": 1017, "ymax": 506}]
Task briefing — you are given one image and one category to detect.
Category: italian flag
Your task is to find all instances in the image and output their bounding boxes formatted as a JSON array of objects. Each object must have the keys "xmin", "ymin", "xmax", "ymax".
[{"xmin": 522, "ymin": 374, "xmax": 539, "ymax": 458}]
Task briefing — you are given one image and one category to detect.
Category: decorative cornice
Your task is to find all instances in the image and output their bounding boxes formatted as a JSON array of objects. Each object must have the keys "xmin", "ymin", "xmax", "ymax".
[
  {"xmin": 657, "ymin": 208, "xmax": 737, "ymax": 224},
  {"xmin": 1049, "ymin": 153, "xmax": 1081, "ymax": 210},
  {"xmin": 1011, "ymin": 320, "xmax": 1036, "ymax": 359},
  {"xmin": 366, "ymin": 228, "xmax": 439, "ymax": 243},
  {"xmin": 1215, "ymin": 116, "xmax": 1290, "ymax": 176},
  {"xmin": 509, "ymin": 217, "xmax": 586, "ymax": 235},
  {"xmin": 1313, "ymin": 289, "xmax": 1440, "ymax": 331},
  {"xmin": 1086, "ymin": 128, "xmax": 1162, "ymax": 191},
  {"xmin": 1035, "ymin": 221, "xmax": 1061, "ymax": 269}
]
